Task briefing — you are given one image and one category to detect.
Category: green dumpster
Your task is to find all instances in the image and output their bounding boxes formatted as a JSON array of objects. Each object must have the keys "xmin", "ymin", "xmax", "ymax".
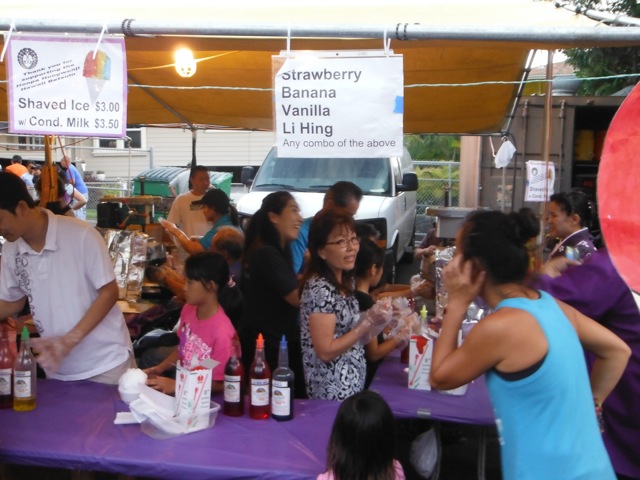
[
  {"xmin": 208, "ymin": 171, "xmax": 233, "ymax": 197},
  {"xmin": 133, "ymin": 167, "xmax": 233, "ymax": 197},
  {"xmin": 133, "ymin": 167, "xmax": 184, "ymax": 197}
]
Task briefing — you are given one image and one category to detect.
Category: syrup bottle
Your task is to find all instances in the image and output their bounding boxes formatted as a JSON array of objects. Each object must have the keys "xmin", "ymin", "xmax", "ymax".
[
  {"xmin": 249, "ymin": 333, "xmax": 270, "ymax": 419},
  {"xmin": 13, "ymin": 326, "xmax": 37, "ymax": 412},
  {"xmin": 271, "ymin": 335, "xmax": 294, "ymax": 421},
  {"xmin": 223, "ymin": 334, "xmax": 245, "ymax": 417},
  {"xmin": 0, "ymin": 324, "xmax": 14, "ymax": 409}
]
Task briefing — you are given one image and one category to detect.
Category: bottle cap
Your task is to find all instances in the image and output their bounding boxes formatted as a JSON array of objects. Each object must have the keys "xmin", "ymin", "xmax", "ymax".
[
  {"xmin": 280, "ymin": 335, "xmax": 287, "ymax": 349},
  {"xmin": 21, "ymin": 326, "xmax": 29, "ymax": 343},
  {"xmin": 420, "ymin": 305, "xmax": 427, "ymax": 320},
  {"xmin": 256, "ymin": 333, "xmax": 264, "ymax": 349}
]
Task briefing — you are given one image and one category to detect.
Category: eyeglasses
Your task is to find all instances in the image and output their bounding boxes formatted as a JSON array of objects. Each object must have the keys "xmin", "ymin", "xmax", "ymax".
[{"xmin": 325, "ymin": 236, "xmax": 361, "ymax": 249}]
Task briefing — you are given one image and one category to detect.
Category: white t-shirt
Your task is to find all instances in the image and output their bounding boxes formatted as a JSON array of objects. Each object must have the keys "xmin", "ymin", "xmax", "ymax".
[
  {"xmin": 0, "ymin": 209, "xmax": 132, "ymax": 381},
  {"xmin": 167, "ymin": 191, "xmax": 212, "ymax": 238}
]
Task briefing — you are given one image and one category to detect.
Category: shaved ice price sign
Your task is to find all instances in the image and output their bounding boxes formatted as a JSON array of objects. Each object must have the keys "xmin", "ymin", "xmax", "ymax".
[
  {"xmin": 274, "ymin": 52, "xmax": 403, "ymax": 158},
  {"xmin": 7, "ymin": 35, "xmax": 127, "ymax": 137}
]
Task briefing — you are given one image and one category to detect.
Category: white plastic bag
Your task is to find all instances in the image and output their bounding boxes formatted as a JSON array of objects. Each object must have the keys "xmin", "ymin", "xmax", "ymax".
[{"xmin": 409, "ymin": 428, "xmax": 439, "ymax": 478}]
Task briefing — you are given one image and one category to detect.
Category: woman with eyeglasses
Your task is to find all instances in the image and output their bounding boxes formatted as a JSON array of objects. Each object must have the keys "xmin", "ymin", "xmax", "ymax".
[
  {"xmin": 546, "ymin": 191, "xmax": 597, "ymax": 261},
  {"xmin": 299, "ymin": 207, "xmax": 374, "ymax": 400}
]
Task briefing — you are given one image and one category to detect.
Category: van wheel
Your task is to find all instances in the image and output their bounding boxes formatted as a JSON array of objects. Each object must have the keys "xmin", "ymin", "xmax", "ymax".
[
  {"xmin": 386, "ymin": 243, "xmax": 398, "ymax": 284},
  {"xmin": 400, "ymin": 226, "xmax": 416, "ymax": 264}
]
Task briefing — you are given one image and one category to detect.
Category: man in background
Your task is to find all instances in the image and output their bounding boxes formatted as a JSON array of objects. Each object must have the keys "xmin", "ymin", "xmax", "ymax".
[
  {"xmin": 167, "ymin": 166, "xmax": 212, "ymax": 238},
  {"xmin": 168, "ymin": 169, "xmax": 192, "ymax": 197},
  {"xmin": 5, "ymin": 155, "xmax": 28, "ymax": 177},
  {"xmin": 290, "ymin": 181, "xmax": 363, "ymax": 274},
  {"xmin": 59, "ymin": 155, "xmax": 89, "ymax": 221}
]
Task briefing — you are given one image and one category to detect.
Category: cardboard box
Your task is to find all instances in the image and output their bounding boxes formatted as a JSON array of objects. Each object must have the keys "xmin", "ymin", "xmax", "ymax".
[
  {"xmin": 174, "ymin": 361, "xmax": 213, "ymax": 431},
  {"xmin": 407, "ymin": 330, "xmax": 468, "ymax": 395},
  {"xmin": 408, "ymin": 333, "xmax": 434, "ymax": 390}
]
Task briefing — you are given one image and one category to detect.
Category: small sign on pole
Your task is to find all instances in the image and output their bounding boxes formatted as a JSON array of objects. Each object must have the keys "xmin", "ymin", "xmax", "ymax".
[
  {"xmin": 6, "ymin": 34, "xmax": 127, "ymax": 138},
  {"xmin": 273, "ymin": 51, "xmax": 403, "ymax": 158},
  {"xmin": 525, "ymin": 160, "xmax": 555, "ymax": 202}
]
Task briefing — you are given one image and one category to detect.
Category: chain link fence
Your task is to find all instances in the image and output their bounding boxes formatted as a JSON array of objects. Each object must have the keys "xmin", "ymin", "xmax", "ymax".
[
  {"xmin": 85, "ymin": 181, "xmax": 132, "ymax": 223},
  {"xmin": 414, "ymin": 160, "xmax": 460, "ymax": 243}
]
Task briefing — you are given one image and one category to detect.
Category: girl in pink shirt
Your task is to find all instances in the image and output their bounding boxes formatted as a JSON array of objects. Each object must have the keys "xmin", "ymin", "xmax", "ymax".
[{"xmin": 145, "ymin": 252, "xmax": 238, "ymax": 395}]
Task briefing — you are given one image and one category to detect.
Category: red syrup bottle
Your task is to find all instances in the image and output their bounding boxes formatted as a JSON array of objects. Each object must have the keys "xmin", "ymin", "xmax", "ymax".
[
  {"xmin": 223, "ymin": 335, "xmax": 245, "ymax": 417},
  {"xmin": 249, "ymin": 333, "xmax": 271, "ymax": 420}
]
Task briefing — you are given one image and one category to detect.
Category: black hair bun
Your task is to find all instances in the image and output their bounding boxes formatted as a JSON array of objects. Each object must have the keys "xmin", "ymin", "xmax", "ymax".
[{"xmin": 507, "ymin": 208, "xmax": 540, "ymax": 245}]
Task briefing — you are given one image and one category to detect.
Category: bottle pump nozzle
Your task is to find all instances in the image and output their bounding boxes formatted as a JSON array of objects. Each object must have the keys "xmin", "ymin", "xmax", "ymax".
[{"xmin": 256, "ymin": 333, "xmax": 264, "ymax": 348}]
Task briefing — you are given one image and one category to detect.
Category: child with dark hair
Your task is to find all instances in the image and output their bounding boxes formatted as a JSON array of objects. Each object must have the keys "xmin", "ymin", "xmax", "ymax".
[
  {"xmin": 355, "ymin": 239, "xmax": 410, "ymax": 388},
  {"xmin": 144, "ymin": 252, "xmax": 238, "ymax": 395},
  {"xmin": 319, "ymin": 390, "xmax": 405, "ymax": 480},
  {"xmin": 430, "ymin": 208, "xmax": 630, "ymax": 480}
]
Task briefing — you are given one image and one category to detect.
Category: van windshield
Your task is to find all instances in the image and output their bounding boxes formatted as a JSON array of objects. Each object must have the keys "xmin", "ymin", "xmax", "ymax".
[{"xmin": 252, "ymin": 153, "xmax": 391, "ymax": 196}]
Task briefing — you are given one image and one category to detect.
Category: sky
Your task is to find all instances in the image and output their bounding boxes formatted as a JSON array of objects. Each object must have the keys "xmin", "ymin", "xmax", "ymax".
[{"xmin": 531, "ymin": 50, "xmax": 568, "ymax": 68}]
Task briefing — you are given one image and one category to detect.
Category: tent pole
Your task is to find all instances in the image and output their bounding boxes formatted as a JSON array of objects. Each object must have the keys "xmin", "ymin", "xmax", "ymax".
[
  {"xmin": 1, "ymin": 19, "xmax": 640, "ymax": 46},
  {"xmin": 537, "ymin": 50, "xmax": 555, "ymax": 268}
]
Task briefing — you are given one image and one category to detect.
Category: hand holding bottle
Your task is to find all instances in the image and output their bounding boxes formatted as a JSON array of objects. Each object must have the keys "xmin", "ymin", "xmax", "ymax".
[{"xmin": 29, "ymin": 333, "xmax": 78, "ymax": 376}]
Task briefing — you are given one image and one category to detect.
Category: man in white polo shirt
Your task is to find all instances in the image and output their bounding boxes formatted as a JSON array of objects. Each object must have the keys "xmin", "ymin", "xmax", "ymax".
[{"xmin": 0, "ymin": 172, "xmax": 133, "ymax": 384}]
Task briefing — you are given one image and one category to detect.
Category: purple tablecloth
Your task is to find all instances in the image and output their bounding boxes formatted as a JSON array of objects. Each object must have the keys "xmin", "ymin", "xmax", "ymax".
[
  {"xmin": 0, "ymin": 380, "xmax": 337, "ymax": 480},
  {"xmin": 0, "ymin": 358, "xmax": 494, "ymax": 478},
  {"xmin": 370, "ymin": 353, "xmax": 495, "ymax": 425}
]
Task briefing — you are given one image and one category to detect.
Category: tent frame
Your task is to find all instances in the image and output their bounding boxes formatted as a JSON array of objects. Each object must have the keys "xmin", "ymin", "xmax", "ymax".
[{"xmin": 2, "ymin": 19, "xmax": 640, "ymax": 47}]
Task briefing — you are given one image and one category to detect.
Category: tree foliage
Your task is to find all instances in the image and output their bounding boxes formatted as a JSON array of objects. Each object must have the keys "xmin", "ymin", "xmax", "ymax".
[
  {"xmin": 563, "ymin": 0, "xmax": 640, "ymax": 95},
  {"xmin": 405, "ymin": 134, "xmax": 460, "ymax": 160}
]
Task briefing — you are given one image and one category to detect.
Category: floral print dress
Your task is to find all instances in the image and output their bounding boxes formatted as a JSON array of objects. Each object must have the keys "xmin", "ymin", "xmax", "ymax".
[{"xmin": 300, "ymin": 276, "xmax": 366, "ymax": 400}]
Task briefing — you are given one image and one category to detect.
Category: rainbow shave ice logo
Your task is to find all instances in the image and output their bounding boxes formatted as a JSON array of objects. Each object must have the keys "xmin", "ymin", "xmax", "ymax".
[{"xmin": 83, "ymin": 49, "xmax": 111, "ymax": 103}]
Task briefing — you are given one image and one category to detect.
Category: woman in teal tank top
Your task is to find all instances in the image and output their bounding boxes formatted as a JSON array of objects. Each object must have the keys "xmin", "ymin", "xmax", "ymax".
[{"xmin": 429, "ymin": 209, "xmax": 630, "ymax": 480}]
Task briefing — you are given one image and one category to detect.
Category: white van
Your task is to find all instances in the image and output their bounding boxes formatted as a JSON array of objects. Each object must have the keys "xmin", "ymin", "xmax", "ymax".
[{"xmin": 237, "ymin": 147, "xmax": 418, "ymax": 282}]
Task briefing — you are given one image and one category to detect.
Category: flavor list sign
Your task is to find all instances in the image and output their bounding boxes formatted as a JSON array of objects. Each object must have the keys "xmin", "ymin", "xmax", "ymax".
[
  {"xmin": 525, "ymin": 160, "xmax": 556, "ymax": 202},
  {"xmin": 273, "ymin": 52, "xmax": 403, "ymax": 158},
  {"xmin": 6, "ymin": 34, "xmax": 127, "ymax": 138}
]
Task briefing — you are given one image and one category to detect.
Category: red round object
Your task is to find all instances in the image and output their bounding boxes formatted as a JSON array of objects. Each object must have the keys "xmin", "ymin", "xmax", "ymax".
[{"xmin": 598, "ymin": 83, "xmax": 640, "ymax": 293}]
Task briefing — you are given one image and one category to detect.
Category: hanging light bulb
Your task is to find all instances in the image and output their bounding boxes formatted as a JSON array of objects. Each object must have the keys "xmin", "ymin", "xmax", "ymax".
[{"xmin": 175, "ymin": 48, "xmax": 196, "ymax": 78}]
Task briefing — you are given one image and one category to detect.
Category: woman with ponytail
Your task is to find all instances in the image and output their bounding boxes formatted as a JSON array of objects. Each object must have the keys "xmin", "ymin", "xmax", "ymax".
[{"xmin": 430, "ymin": 208, "xmax": 629, "ymax": 480}]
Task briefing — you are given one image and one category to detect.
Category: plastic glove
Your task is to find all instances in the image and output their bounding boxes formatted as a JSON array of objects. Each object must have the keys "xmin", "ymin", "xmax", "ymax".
[
  {"xmin": 386, "ymin": 316, "xmax": 414, "ymax": 351},
  {"xmin": 387, "ymin": 312, "xmax": 420, "ymax": 341},
  {"xmin": 353, "ymin": 299, "xmax": 394, "ymax": 346},
  {"xmin": 393, "ymin": 325, "xmax": 411, "ymax": 351},
  {"xmin": 391, "ymin": 297, "xmax": 414, "ymax": 321}
]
